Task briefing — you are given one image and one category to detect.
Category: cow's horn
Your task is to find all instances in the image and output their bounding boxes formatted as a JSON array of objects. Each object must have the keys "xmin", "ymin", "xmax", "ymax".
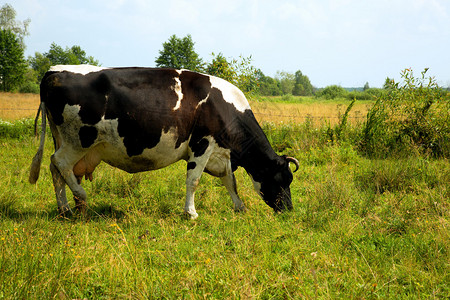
[{"xmin": 286, "ymin": 157, "xmax": 299, "ymax": 172}]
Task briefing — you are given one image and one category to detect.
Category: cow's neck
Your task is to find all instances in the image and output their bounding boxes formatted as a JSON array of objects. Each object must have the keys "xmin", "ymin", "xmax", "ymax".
[{"xmin": 232, "ymin": 113, "xmax": 281, "ymax": 182}]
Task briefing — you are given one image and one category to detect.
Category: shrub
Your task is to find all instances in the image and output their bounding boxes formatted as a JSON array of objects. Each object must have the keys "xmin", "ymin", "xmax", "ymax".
[
  {"xmin": 359, "ymin": 68, "xmax": 450, "ymax": 158},
  {"xmin": 316, "ymin": 85, "xmax": 347, "ymax": 99}
]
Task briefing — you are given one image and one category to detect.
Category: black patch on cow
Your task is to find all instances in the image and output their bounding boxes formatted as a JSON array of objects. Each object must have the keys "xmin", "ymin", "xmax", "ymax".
[
  {"xmin": 117, "ymin": 118, "xmax": 163, "ymax": 157},
  {"xmin": 78, "ymin": 73, "xmax": 112, "ymax": 125},
  {"xmin": 187, "ymin": 162, "xmax": 197, "ymax": 170},
  {"xmin": 40, "ymin": 72, "xmax": 71, "ymax": 125},
  {"xmin": 91, "ymin": 72, "xmax": 111, "ymax": 94},
  {"xmin": 79, "ymin": 126, "xmax": 98, "ymax": 148},
  {"xmin": 191, "ymin": 138, "xmax": 209, "ymax": 157}
]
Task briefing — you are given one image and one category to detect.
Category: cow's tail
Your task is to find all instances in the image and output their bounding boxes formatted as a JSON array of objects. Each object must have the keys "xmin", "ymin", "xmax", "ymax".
[{"xmin": 29, "ymin": 102, "xmax": 47, "ymax": 184}]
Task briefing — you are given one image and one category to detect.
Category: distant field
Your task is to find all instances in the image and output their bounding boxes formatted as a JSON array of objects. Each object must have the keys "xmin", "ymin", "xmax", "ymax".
[
  {"xmin": 0, "ymin": 92, "xmax": 372, "ymax": 125},
  {"xmin": 0, "ymin": 92, "xmax": 40, "ymax": 120}
]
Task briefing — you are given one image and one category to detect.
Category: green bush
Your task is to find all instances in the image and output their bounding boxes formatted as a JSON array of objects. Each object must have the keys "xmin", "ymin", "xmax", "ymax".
[
  {"xmin": 359, "ymin": 68, "xmax": 450, "ymax": 158},
  {"xmin": 19, "ymin": 81, "xmax": 40, "ymax": 94},
  {"xmin": 316, "ymin": 85, "xmax": 347, "ymax": 99}
]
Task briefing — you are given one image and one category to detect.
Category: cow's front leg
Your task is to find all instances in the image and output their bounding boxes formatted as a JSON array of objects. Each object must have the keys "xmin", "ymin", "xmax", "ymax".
[
  {"xmin": 185, "ymin": 141, "xmax": 213, "ymax": 219},
  {"xmin": 185, "ymin": 174, "xmax": 200, "ymax": 219},
  {"xmin": 50, "ymin": 162, "xmax": 73, "ymax": 216}
]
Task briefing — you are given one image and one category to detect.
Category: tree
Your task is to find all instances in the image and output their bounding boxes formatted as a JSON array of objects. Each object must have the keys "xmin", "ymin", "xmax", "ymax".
[
  {"xmin": 293, "ymin": 70, "xmax": 314, "ymax": 96},
  {"xmin": 205, "ymin": 53, "xmax": 258, "ymax": 94},
  {"xmin": 155, "ymin": 34, "xmax": 203, "ymax": 71},
  {"xmin": 275, "ymin": 71, "xmax": 295, "ymax": 95},
  {"xmin": 363, "ymin": 82, "xmax": 370, "ymax": 91},
  {"xmin": 29, "ymin": 43, "xmax": 100, "ymax": 82},
  {"xmin": 257, "ymin": 71, "xmax": 281, "ymax": 96},
  {"xmin": 28, "ymin": 52, "xmax": 51, "ymax": 81},
  {"xmin": 205, "ymin": 53, "xmax": 234, "ymax": 82},
  {"xmin": 44, "ymin": 43, "xmax": 99, "ymax": 66},
  {"xmin": 0, "ymin": 4, "xmax": 30, "ymax": 49},
  {"xmin": 0, "ymin": 29, "xmax": 27, "ymax": 91}
]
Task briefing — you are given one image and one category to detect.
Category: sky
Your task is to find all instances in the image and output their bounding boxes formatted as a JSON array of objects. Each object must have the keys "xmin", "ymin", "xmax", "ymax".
[{"xmin": 11, "ymin": 0, "xmax": 450, "ymax": 88}]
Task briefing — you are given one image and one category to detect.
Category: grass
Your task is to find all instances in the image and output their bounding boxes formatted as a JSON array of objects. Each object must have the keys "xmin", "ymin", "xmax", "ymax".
[{"xmin": 0, "ymin": 94, "xmax": 448, "ymax": 298}]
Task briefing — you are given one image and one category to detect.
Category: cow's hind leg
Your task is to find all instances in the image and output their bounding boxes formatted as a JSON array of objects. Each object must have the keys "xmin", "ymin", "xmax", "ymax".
[
  {"xmin": 50, "ymin": 162, "xmax": 73, "ymax": 216},
  {"xmin": 221, "ymin": 173, "xmax": 246, "ymax": 212},
  {"xmin": 51, "ymin": 147, "xmax": 88, "ymax": 214}
]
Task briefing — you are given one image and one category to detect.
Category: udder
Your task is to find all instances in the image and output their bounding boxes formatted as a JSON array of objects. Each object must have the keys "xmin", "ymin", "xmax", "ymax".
[{"xmin": 73, "ymin": 150, "xmax": 102, "ymax": 184}]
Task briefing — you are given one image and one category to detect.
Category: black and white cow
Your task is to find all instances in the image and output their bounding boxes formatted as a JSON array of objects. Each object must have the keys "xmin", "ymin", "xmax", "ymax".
[{"xmin": 29, "ymin": 65, "xmax": 299, "ymax": 219}]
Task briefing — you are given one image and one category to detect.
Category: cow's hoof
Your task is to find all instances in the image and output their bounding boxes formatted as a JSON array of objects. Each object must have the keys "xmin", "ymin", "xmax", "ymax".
[
  {"xmin": 234, "ymin": 205, "xmax": 247, "ymax": 213},
  {"xmin": 58, "ymin": 207, "xmax": 73, "ymax": 218},
  {"xmin": 184, "ymin": 210, "xmax": 198, "ymax": 220},
  {"xmin": 74, "ymin": 197, "xmax": 87, "ymax": 215}
]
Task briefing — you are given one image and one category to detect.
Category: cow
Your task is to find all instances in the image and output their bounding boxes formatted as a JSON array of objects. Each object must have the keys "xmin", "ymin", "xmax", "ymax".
[{"xmin": 29, "ymin": 65, "xmax": 299, "ymax": 219}]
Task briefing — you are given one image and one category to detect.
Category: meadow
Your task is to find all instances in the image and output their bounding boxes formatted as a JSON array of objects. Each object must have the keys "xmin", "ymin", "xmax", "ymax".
[{"xmin": 0, "ymin": 92, "xmax": 448, "ymax": 299}]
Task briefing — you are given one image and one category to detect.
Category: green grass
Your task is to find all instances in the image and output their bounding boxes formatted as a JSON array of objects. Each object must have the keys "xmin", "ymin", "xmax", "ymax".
[{"xmin": 0, "ymin": 119, "xmax": 449, "ymax": 299}]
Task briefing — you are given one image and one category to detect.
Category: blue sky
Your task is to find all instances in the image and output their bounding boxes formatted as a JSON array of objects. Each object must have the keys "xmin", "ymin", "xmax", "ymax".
[{"xmin": 12, "ymin": 0, "xmax": 450, "ymax": 87}]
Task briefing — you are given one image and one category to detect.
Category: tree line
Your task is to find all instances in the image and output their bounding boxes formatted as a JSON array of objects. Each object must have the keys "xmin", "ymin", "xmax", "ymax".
[{"xmin": 1, "ymin": 3, "xmax": 447, "ymax": 99}]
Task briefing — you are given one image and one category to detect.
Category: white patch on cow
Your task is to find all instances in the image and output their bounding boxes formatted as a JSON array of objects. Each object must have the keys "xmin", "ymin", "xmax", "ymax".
[
  {"xmin": 138, "ymin": 128, "xmax": 189, "ymax": 169},
  {"xmin": 96, "ymin": 116, "xmax": 121, "ymax": 147},
  {"xmin": 186, "ymin": 136, "xmax": 232, "ymax": 177},
  {"xmin": 50, "ymin": 64, "xmax": 109, "ymax": 75},
  {"xmin": 209, "ymin": 75, "xmax": 251, "ymax": 113},
  {"xmin": 205, "ymin": 139, "xmax": 231, "ymax": 177},
  {"xmin": 59, "ymin": 104, "xmax": 83, "ymax": 146},
  {"xmin": 172, "ymin": 76, "xmax": 184, "ymax": 111},
  {"xmin": 96, "ymin": 124, "xmax": 189, "ymax": 173},
  {"xmin": 195, "ymin": 95, "xmax": 209, "ymax": 109}
]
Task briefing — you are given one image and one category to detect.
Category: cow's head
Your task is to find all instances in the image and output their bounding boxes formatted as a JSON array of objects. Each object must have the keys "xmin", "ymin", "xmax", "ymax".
[{"xmin": 252, "ymin": 156, "xmax": 299, "ymax": 212}]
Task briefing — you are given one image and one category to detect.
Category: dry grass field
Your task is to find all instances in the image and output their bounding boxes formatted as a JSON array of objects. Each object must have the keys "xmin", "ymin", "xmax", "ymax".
[
  {"xmin": 0, "ymin": 92, "xmax": 40, "ymax": 120},
  {"xmin": 0, "ymin": 92, "xmax": 371, "ymax": 125},
  {"xmin": 250, "ymin": 98, "xmax": 371, "ymax": 125}
]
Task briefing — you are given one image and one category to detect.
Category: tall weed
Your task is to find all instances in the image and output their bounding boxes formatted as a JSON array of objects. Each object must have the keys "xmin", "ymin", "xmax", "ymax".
[
  {"xmin": 0, "ymin": 118, "xmax": 35, "ymax": 139},
  {"xmin": 261, "ymin": 119, "xmax": 329, "ymax": 153}
]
